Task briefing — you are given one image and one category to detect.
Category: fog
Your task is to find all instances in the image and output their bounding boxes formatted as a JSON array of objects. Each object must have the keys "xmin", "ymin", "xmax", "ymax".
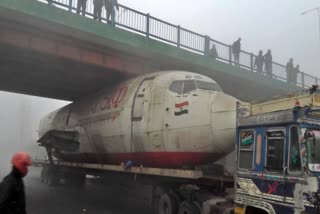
[{"xmin": 0, "ymin": 92, "xmax": 68, "ymax": 176}]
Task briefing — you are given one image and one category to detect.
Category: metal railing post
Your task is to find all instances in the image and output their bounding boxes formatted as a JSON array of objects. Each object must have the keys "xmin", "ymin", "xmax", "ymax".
[
  {"xmin": 68, "ymin": 0, "xmax": 72, "ymax": 12},
  {"xmin": 146, "ymin": 13, "xmax": 150, "ymax": 38},
  {"xmin": 111, "ymin": 0, "xmax": 116, "ymax": 26},
  {"xmin": 228, "ymin": 45, "xmax": 232, "ymax": 64},
  {"xmin": 204, "ymin": 36, "xmax": 210, "ymax": 56},
  {"xmin": 301, "ymin": 72, "xmax": 305, "ymax": 88},
  {"xmin": 177, "ymin": 25, "xmax": 181, "ymax": 48},
  {"xmin": 250, "ymin": 53, "xmax": 254, "ymax": 72}
]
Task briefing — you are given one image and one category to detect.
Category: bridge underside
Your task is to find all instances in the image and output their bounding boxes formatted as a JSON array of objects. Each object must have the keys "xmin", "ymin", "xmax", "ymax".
[{"xmin": 0, "ymin": 0, "xmax": 298, "ymax": 102}]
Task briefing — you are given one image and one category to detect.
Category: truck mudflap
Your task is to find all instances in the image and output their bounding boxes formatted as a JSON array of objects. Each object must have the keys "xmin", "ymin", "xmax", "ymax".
[{"xmin": 201, "ymin": 197, "xmax": 234, "ymax": 214}]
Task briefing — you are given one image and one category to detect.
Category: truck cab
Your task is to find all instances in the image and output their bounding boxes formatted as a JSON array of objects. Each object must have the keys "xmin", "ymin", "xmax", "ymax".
[{"xmin": 234, "ymin": 91, "xmax": 320, "ymax": 214}]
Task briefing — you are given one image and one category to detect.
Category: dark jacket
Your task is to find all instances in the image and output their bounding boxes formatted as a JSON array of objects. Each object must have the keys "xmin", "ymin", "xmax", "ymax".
[
  {"xmin": 0, "ymin": 168, "xmax": 26, "ymax": 214},
  {"xmin": 232, "ymin": 40, "xmax": 241, "ymax": 55}
]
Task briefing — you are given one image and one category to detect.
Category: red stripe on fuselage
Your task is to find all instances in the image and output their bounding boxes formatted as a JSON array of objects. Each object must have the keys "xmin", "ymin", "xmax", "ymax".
[
  {"xmin": 175, "ymin": 101, "xmax": 189, "ymax": 108},
  {"xmin": 60, "ymin": 152, "xmax": 224, "ymax": 168}
]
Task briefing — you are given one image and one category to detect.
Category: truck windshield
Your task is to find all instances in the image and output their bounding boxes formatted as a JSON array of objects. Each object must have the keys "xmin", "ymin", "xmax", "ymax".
[{"xmin": 303, "ymin": 129, "xmax": 320, "ymax": 169}]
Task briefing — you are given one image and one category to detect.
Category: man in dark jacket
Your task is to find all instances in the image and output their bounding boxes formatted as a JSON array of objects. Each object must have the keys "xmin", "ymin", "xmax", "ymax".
[
  {"xmin": 254, "ymin": 50, "xmax": 264, "ymax": 74},
  {"xmin": 286, "ymin": 58, "xmax": 294, "ymax": 84},
  {"xmin": 264, "ymin": 49, "xmax": 273, "ymax": 77},
  {"xmin": 209, "ymin": 44, "xmax": 218, "ymax": 60},
  {"xmin": 93, "ymin": 0, "xmax": 104, "ymax": 21},
  {"xmin": 231, "ymin": 37, "xmax": 241, "ymax": 66},
  {"xmin": 0, "ymin": 152, "xmax": 31, "ymax": 214},
  {"xmin": 104, "ymin": 0, "xmax": 119, "ymax": 23},
  {"xmin": 77, "ymin": 0, "xmax": 87, "ymax": 16}
]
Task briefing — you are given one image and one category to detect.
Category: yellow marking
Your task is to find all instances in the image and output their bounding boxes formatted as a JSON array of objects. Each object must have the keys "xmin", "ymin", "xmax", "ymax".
[{"xmin": 234, "ymin": 207, "xmax": 244, "ymax": 214}]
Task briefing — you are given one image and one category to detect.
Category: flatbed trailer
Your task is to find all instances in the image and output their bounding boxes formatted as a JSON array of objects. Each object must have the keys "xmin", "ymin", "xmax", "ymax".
[{"xmin": 32, "ymin": 159, "xmax": 235, "ymax": 214}]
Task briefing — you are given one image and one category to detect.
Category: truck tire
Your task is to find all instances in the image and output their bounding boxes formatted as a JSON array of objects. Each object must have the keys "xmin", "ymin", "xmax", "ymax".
[
  {"xmin": 158, "ymin": 193, "xmax": 178, "ymax": 214},
  {"xmin": 178, "ymin": 201, "xmax": 200, "ymax": 214}
]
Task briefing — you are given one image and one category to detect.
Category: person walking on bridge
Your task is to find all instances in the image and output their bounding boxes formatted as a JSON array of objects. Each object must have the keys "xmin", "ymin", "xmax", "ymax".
[
  {"xmin": 93, "ymin": 0, "xmax": 104, "ymax": 21},
  {"xmin": 77, "ymin": 0, "xmax": 87, "ymax": 16},
  {"xmin": 264, "ymin": 49, "xmax": 273, "ymax": 77},
  {"xmin": 254, "ymin": 50, "xmax": 264, "ymax": 74},
  {"xmin": 104, "ymin": 0, "xmax": 119, "ymax": 23},
  {"xmin": 0, "ymin": 152, "xmax": 31, "ymax": 214},
  {"xmin": 231, "ymin": 38, "xmax": 241, "ymax": 66}
]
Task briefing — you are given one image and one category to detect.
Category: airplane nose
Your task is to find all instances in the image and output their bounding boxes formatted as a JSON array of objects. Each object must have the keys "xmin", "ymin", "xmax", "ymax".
[{"xmin": 211, "ymin": 93, "xmax": 239, "ymax": 154}]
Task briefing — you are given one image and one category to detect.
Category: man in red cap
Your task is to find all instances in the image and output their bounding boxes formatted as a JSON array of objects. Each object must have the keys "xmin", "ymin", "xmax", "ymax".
[{"xmin": 0, "ymin": 152, "xmax": 31, "ymax": 214}]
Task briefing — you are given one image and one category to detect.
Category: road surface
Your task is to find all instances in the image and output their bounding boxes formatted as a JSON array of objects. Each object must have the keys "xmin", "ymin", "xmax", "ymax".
[{"xmin": 25, "ymin": 167, "xmax": 152, "ymax": 214}]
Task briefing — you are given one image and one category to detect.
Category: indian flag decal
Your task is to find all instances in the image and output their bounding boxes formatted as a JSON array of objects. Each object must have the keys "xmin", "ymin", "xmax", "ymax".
[{"xmin": 174, "ymin": 101, "xmax": 189, "ymax": 116}]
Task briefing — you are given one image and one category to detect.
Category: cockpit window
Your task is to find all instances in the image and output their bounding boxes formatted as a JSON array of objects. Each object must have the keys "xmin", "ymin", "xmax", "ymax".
[
  {"xmin": 169, "ymin": 81, "xmax": 183, "ymax": 94},
  {"xmin": 195, "ymin": 81, "xmax": 222, "ymax": 92},
  {"xmin": 169, "ymin": 80, "xmax": 222, "ymax": 94},
  {"xmin": 183, "ymin": 80, "xmax": 197, "ymax": 94}
]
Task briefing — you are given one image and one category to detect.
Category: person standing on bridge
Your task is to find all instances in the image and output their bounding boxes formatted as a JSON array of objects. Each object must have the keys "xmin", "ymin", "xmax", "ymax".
[
  {"xmin": 264, "ymin": 49, "xmax": 273, "ymax": 77},
  {"xmin": 231, "ymin": 38, "xmax": 241, "ymax": 66},
  {"xmin": 254, "ymin": 50, "xmax": 264, "ymax": 74},
  {"xmin": 77, "ymin": 0, "xmax": 87, "ymax": 16},
  {"xmin": 104, "ymin": 0, "xmax": 119, "ymax": 23},
  {"xmin": 209, "ymin": 44, "xmax": 218, "ymax": 60},
  {"xmin": 286, "ymin": 58, "xmax": 294, "ymax": 84},
  {"xmin": 93, "ymin": 0, "xmax": 104, "ymax": 21},
  {"xmin": 0, "ymin": 152, "xmax": 31, "ymax": 214}
]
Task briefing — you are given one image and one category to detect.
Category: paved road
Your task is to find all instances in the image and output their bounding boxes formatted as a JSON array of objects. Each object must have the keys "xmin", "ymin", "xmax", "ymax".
[{"xmin": 25, "ymin": 167, "xmax": 152, "ymax": 214}]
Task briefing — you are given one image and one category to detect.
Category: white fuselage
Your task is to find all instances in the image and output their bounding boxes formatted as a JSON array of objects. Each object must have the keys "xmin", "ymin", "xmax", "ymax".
[{"xmin": 38, "ymin": 71, "xmax": 239, "ymax": 168}]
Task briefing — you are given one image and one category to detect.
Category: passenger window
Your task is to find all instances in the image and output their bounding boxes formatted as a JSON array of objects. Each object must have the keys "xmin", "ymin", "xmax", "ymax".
[
  {"xmin": 289, "ymin": 126, "xmax": 302, "ymax": 172},
  {"xmin": 238, "ymin": 130, "xmax": 255, "ymax": 169},
  {"xmin": 169, "ymin": 81, "xmax": 183, "ymax": 94},
  {"xmin": 183, "ymin": 80, "xmax": 196, "ymax": 94},
  {"xmin": 266, "ymin": 130, "xmax": 285, "ymax": 172}
]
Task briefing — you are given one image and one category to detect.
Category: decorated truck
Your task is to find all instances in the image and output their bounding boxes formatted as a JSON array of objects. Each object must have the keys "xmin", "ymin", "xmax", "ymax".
[{"xmin": 234, "ymin": 88, "xmax": 320, "ymax": 214}]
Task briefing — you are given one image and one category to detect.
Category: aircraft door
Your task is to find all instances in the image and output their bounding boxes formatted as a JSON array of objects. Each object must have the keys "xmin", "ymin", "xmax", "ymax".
[{"xmin": 131, "ymin": 77, "xmax": 154, "ymax": 152}]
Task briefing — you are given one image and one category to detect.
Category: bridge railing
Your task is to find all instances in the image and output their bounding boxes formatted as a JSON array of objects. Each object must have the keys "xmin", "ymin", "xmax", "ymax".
[{"xmin": 39, "ymin": 0, "xmax": 318, "ymax": 88}]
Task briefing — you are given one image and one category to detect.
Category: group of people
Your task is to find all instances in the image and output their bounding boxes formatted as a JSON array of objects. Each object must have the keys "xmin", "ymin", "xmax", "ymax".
[
  {"xmin": 254, "ymin": 49, "xmax": 273, "ymax": 77},
  {"xmin": 48, "ymin": 0, "xmax": 119, "ymax": 22},
  {"xmin": 209, "ymin": 38, "xmax": 301, "ymax": 85}
]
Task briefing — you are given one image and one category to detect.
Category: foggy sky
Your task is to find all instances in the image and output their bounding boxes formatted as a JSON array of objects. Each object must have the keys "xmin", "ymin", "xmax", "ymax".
[
  {"xmin": 0, "ymin": 92, "xmax": 68, "ymax": 175},
  {"xmin": 122, "ymin": 0, "xmax": 320, "ymax": 76}
]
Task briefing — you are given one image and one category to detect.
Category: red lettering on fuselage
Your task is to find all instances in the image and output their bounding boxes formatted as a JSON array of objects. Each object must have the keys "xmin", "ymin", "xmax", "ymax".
[{"xmin": 90, "ymin": 86, "xmax": 128, "ymax": 114}]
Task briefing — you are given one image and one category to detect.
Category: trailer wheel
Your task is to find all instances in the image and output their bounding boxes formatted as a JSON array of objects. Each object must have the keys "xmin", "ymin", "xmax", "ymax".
[
  {"xmin": 158, "ymin": 193, "xmax": 178, "ymax": 214},
  {"xmin": 178, "ymin": 201, "xmax": 200, "ymax": 214}
]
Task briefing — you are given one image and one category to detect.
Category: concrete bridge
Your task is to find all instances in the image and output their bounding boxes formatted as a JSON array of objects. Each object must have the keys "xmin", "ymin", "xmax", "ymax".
[{"xmin": 0, "ymin": 0, "xmax": 316, "ymax": 102}]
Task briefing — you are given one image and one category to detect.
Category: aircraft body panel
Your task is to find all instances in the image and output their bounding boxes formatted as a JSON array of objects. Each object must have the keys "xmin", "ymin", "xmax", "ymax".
[{"xmin": 38, "ymin": 71, "xmax": 239, "ymax": 168}]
